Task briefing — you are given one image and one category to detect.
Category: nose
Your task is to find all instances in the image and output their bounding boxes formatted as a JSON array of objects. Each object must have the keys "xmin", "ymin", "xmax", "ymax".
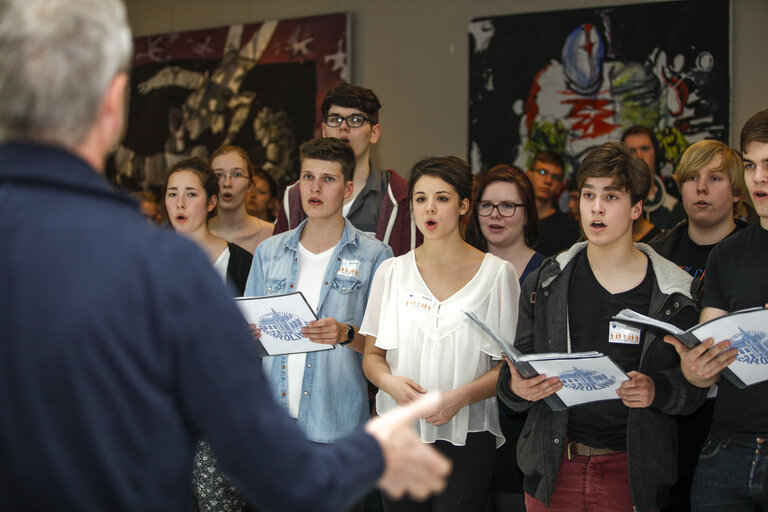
[
  {"xmin": 755, "ymin": 164, "xmax": 768, "ymax": 182},
  {"xmin": 490, "ymin": 205, "xmax": 502, "ymax": 218},
  {"xmin": 696, "ymin": 178, "xmax": 709, "ymax": 194},
  {"xmin": 592, "ymin": 197, "xmax": 605, "ymax": 214}
]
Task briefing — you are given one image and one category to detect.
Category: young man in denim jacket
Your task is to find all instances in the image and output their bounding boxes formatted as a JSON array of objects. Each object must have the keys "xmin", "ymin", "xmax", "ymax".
[
  {"xmin": 497, "ymin": 141, "xmax": 707, "ymax": 512},
  {"xmin": 246, "ymin": 137, "xmax": 392, "ymax": 441}
]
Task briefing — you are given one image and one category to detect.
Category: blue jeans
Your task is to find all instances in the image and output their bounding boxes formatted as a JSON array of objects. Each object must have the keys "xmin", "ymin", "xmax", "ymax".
[{"xmin": 691, "ymin": 433, "xmax": 768, "ymax": 511}]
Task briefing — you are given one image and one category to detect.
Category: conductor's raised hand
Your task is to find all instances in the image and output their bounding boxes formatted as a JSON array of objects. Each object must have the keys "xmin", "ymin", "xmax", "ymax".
[
  {"xmin": 664, "ymin": 335, "xmax": 737, "ymax": 388},
  {"xmin": 366, "ymin": 393, "xmax": 452, "ymax": 501},
  {"xmin": 507, "ymin": 360, "xmax": 562, "ymax": 402}
]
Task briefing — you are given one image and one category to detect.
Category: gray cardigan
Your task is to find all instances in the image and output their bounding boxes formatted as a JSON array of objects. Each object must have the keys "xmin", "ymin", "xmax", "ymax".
[{"xmin": 497, "ymin": 242, "xmax": 707, "ymax": 512}]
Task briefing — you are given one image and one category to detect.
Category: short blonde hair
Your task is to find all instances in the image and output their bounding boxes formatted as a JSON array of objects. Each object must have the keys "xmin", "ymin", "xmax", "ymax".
[{"xmin": 674, "ymin": 140, "xmax": 746, "ymax": 209}]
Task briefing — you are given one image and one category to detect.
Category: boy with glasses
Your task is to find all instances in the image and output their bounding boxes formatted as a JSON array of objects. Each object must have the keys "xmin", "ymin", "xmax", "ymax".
[
  {"xmin": 526, "ymin": 150, "xmax": 580, "ymax": 256},
  {"xmin": 275, "ymin": 83, "xmax": 419, "ymax": 256}
]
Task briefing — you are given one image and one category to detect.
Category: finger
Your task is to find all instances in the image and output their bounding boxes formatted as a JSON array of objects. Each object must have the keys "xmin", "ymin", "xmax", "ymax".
[
  {"xmin": 703, "ymin": 350, "xmax": 738, "ymax": 376},
  {"xmin": 405, "ymin": 379, "xmax": 428, "ymax": 394},
  {"xmin": 378, "ymin": 393, "xmax": 445, "ymax": 430},
  {"xmin": 663, "ymin": 335, "xmax": 688, "ymax": 354}
]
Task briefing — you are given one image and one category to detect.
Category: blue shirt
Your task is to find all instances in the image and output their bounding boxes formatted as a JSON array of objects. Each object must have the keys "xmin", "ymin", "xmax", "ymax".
[
  {"xmin": 0, "ymin": 142, "xmax": 384, "ymax": 511},
  {"xmin": 246, "ymin": 218, "xmax": 392, "ymax": 442}
]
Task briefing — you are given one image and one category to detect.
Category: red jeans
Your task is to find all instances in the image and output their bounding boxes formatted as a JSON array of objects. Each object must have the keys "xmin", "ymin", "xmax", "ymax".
[{"xmin": 524, "ymin": 448, "xmax": 645, "ymax": 512}]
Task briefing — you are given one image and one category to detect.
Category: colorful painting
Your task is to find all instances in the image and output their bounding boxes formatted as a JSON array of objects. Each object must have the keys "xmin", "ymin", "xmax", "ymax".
[
  {"xmin": 469, "ymin": 0, "xmax": 730, "ymax": 178},
  {"xmin": 109, "ymin": 13, "xmax": 349, "ymax": 193}
]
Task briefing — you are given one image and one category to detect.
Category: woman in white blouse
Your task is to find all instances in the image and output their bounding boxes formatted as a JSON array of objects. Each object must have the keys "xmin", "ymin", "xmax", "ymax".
[{"xmin": 362, "ymin": 157, "xmax": 520, "ymax": 512}]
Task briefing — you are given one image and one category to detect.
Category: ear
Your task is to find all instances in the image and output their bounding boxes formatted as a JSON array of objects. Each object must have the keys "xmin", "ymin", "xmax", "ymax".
[
  {"xmin": 459, "ymin": 197, "xmax": 470, "ymax": 216},
  {"xmin": 207, "ymin": 194, "xmax": 218, "ymax": 212},
  {"xmin": 343, "ymin": 179, "xmax": 354, "ymax": 200},
  {"xmin": 630, "ymin": 200, "xmax": 643, "ymax": 220},
  {"xmin": 369, "ymin": 123, "xmax": 381, "ymax": 145},
  {"xmin": 321, "ymin": 123, "xmax": 328, "ymax": 138}
]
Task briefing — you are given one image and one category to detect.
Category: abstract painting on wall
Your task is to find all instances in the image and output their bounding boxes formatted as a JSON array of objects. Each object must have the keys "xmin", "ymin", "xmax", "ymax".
[
  {"xmin": 469, "ymin": 0, "xmax": 729, "ymax": 178},
  {"xmin": 110, "ymin": 13, "xmax": 349, "ymax": 193}
]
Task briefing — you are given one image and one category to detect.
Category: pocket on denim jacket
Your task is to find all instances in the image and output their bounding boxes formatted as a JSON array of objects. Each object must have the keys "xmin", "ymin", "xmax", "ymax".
[
  {"xmin": 265, "ymin": 278, "xmax": 286, "ymax": 294},
  {"xmin": 330, "ymin": 278, "xmax": 360, "ymax": 294}
]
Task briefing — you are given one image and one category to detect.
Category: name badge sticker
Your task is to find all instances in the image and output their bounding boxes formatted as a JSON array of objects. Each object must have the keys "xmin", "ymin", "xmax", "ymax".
[
  {"xmin": 609, "ymin": 321, "xmax": 642, "ymax": 345},
  {"xmin": 404, "ymin": 292, "xmax": 437, "ymax": 313},
  {"xmin": 337, "ymin": 259, "xmax": 361, "ymax": 278}
]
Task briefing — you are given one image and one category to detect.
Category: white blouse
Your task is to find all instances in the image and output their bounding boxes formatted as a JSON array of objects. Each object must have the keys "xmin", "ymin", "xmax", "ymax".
[{"xmin": 360, "ymin": 251, "xmax": 520, "ymax": 447}]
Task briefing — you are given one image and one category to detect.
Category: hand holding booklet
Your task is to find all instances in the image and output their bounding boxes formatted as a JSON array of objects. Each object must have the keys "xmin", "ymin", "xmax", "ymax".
[
  {"xmin": 612, "ymin": 307, "xmax": 768, "ymax": 388},
  {"xmin": 463, "ymin": 310, "xmax": 628, "ymax": 411},
  {"xmin": 235, "ymin": 292, "xmax": 332, "ymax": 357}
]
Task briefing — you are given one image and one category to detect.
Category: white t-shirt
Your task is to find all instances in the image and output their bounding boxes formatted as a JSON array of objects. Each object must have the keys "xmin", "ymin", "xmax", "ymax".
[
  {"xmin": 212, "ymin": 245, "xmax": 230, "ymax": 284},
  {"xmin": 286, "ymin": 243, "xmax": 336, "ymax": 418},
  {"xmin": 360, "ymin": 251, "xmax": 520, "ymax": 447}
]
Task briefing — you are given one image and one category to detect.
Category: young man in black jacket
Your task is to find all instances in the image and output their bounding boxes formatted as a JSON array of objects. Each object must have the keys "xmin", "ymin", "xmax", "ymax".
[{"xmin": 498, "ymin": 141, "xmax": 706, "ymax": 512}]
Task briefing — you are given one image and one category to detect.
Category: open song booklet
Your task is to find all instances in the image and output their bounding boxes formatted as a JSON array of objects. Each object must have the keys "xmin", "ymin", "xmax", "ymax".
[
  {"xmin": 463, "ymin": 310, "xmax": 629, "ymax": 411},
  {"xmin": 612, "ymin": 307, "xmax": 768, "ymax": 389},
  {"xmin": 235, "ymin": 292, "xmax": 332, "ymax": 357}
]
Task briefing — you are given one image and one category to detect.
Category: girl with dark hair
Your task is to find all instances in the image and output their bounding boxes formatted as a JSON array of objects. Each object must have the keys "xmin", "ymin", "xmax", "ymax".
[
  {"xmin": 245, "ymin": 166, "xmax": 280, "ymax": 222},
  {"xmin": 362, "ymin": 157, "xmax": 520, "ymax": 512},
  {"xmin": 466, "ymin": 164, "xmax": 545, "ymax": 283},
  {"xmin": 466, "ymin": 165, "xmax": 545, "ymax": 512},
  {"xmin": 164, "ymin": 157, "xmax": 253, "ymax": 296},
  {"xmin": 165, "ymin": 157, "xmax": 255, "ymax": 512}
]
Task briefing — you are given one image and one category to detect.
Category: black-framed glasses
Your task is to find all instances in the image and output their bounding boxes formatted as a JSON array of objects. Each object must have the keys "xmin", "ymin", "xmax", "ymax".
[
  {"xmin": 533, "ymin": 168, "xmax": 564, "ymax": 182},
  {"xmin": 324, "ymin": 114, "xmax": 372, "ymax": 128},
  {"xmin": 476, "ymin": 201, "xmax": 526, "ymax": 217}
]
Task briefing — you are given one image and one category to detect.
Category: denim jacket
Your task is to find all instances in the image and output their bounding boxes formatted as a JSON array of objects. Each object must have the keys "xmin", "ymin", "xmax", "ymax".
[
  {"xmin": 246, "ymin": 218, "xmax": 393, "ymax": 442},
  {"xmin": 497, "ymin": 242, "xmax": 707, "ymax": 512}
]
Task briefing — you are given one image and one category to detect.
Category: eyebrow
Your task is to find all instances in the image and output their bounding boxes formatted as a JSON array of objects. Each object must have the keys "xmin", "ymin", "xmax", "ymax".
[
  {"xmin": 414, "ymin": 190, "xmax": 453, "ymax": 195},
  {"xmin": 582, "ymin": 184, "xmax": 623, "ymax": 192}
]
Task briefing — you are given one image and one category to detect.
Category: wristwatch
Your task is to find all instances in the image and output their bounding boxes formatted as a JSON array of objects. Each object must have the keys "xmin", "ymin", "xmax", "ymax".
[{"xmin": 339, "ymin": 323, "xmax": 355, "ymax": 346}]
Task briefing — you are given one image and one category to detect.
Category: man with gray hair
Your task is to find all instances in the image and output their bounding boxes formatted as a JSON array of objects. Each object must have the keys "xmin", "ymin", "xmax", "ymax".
[{"xmin": 0, "ymin": 1, "xmax": 450, "ymax": 510}]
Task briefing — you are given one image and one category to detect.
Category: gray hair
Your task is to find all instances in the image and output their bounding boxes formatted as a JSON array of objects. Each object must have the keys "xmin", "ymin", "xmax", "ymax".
[{"xmin": 0, "ymin": 0, "xmax": 133, "ymax": 147}]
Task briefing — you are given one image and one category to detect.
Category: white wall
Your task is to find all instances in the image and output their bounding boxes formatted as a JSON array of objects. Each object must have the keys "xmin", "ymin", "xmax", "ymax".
[{"xmin": 124, "ymin": 0, "xmax": 768, "ymax": 175}]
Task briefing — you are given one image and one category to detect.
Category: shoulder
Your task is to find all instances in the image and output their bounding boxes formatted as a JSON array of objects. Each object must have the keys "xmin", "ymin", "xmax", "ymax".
[
  {"xmin": 647, "ymin": 219, "xmax": 686, "ymax": 254},
  {"xmin": 227, "ymin": 242, "xmax": 253, "ymax": 262},
  {"xmin": 255, "ymin": 229, "xmax": 294, "ymax": 256},
  {"xmin": 357, "ymin": 230, "xmax": 393, "ymax": 257},
  {"xmin": 383, "ymin": 169, "xmax": 409, "ymax": 202},
  {"xmin": 638, "ymin": 243, "xmax": 693, "ymax": 298}
]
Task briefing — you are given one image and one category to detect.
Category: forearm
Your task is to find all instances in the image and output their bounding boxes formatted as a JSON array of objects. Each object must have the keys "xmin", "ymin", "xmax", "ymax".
[
  {"xmin": 345, "ymin": 325, "xmax": 366, "ymax": 354},
  {"xmin": 363, "ymin": 336, "xmax": 393, "ymax": 389},
  {"xmin": 449, "ymin": 363, "xmax": 501, "ymax": 408}
]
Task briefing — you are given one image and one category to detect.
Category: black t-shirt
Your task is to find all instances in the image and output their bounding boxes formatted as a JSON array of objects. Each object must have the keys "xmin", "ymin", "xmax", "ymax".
[
  {"xmin": 669, "ymin": 229, "xmax": 715, "ymax": 280},
  {"xmin": 703, "ymin": 222, "xmax": 768, "ymax": 438},
  {"xmin": 567, "ymin": 250, "xmax": 655, "ymax": 451},
  {"xmin": 664, "ymin": 223, "xmax": 746, "ymax": 280},
  {"xmin": 536, "ymin": 210, "xmax": 580, "ymax": 257}
]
